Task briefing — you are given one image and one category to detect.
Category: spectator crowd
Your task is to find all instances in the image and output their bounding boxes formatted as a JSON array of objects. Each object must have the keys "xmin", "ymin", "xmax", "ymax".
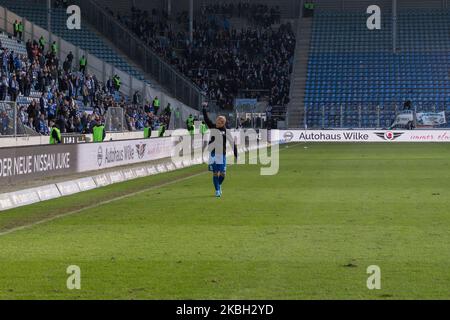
[
  {"xmin": 201, "ymin": 2, "xmax": 281, "ymax": 27},
  {"xmin": 107, "ymin": 2, "xmax": 295, "ymax": 110},
  {"xmin": 0, "ymin": 31, "xmax": 171, "ymax": 136}
]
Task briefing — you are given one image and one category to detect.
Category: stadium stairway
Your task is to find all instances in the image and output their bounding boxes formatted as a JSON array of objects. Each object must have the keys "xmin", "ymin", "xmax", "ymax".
[
  {"xmin": 286, "ymin": 17, "xmax": 312, "ymax": 128},
  {"xmin": 0, "ymin": 0, "xmax": 149, "ymax": 83}
]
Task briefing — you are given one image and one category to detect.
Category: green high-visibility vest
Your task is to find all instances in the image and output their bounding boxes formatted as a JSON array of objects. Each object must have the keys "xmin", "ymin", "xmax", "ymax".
[
  {"xmin": 200, "ymin": 123, "xmax": 208, "ymax": 135},
  {"xmin": 144, "ymin": 127, "xmax": 151, "ymax": 139},
  {"xmin": 188, "ymin": 117, "xmax": 195, "ymax": 134},
  {"xmin": 13, "ymin": 22, "xmax": 19, "ymax": 32},
  {"xmin": 49, "ymin": 127, "xmax": 61, "ymax": 144},
  {"xmin": 93, "ymin": 125, "xmax": 105, "ymax": 142},
  {"xmin": 18, "ymin": 23, "xmax": 23, "ymax": 32},
  {"xmin": 39, "ymin": 37, "xmax": 45, "ymax": 46},
  {"xmin": 153, "ymin": 98, "xmax": 160, "ymax": 107},
  {"xmin": 51, "ymin": 43, "xmax": 57, "ymax": 53},
  {"xmin": 158, "ymin": 125, "xmax": 165, "ymax": 137},
  {"xmin": 80, "ymin": 57, "xmax": 87, "ymax": 66}
]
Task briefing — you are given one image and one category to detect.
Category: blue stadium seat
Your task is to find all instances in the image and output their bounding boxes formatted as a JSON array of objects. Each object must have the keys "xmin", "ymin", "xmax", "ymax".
[
  {"xmin": 305, "ymin": 9, "xmax": 450, "ymax": 128},
  {"xmin": 0, "ymin": 0, "xmax": 148, "ymax": 83}
]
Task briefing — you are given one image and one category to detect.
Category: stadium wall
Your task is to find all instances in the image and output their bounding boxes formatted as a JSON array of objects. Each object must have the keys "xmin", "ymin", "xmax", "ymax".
[
  {"xmin": 0, "ymin": 136, "xmax": 180, "ymax": 184},
  {"xmin": 0, "ymin": 130, "xmax": 181, "ymax": 148}
]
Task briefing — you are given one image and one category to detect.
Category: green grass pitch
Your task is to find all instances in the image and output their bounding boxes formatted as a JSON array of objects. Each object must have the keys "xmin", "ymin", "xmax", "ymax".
[{"xmin": 1, "ymin": 143, "xmax": 450, "ymax": 299}]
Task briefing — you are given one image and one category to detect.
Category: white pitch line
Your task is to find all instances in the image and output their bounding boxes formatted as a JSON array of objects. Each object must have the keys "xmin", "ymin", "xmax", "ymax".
[{"xmin": 0, "ymin": 171, "xmax": 207, "ymax": 237}]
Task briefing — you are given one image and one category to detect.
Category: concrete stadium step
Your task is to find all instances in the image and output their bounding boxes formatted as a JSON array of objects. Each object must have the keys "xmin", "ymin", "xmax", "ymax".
[{"xmin": 286, "ymin": 17, "xmax": 313, "ymax": 128}]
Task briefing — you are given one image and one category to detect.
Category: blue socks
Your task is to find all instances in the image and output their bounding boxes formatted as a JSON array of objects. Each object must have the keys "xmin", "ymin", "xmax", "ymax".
[
  {"xmin": 213, "ymin": 176, "xmax": 220, "ymax": 191},
  {"xmin": 213, "ymin": 175, "xmax": 225, "ymax": 194}
]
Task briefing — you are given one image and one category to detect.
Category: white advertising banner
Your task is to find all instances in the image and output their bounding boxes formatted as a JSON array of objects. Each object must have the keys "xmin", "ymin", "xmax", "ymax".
[
  {"xmin": 391, "ymin": 111, "xmax": 414, "ymax": 127},
  {"xmin": 34, "ymin": 184, "xmax": 61, "ymax": 201},
  {"xmin": 273, "ymin": 130, "xmax": 450, "ymax": 143},
  {"xmin": 77, "ymin": 137, "xmax": 174, "ymax": 172},
  {"xmin": 416, "ymin": 112, "xmax": 446, "ymax": 127}
]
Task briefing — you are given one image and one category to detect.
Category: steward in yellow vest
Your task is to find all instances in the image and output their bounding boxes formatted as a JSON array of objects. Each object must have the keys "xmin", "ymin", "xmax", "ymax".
[
  {"xmin": 92, "ymin": 122, "xmax": 106, "ymax": 142},
  {"xmin": 49, "ymin": 122, "xmax": 61, "ymax": 144}
]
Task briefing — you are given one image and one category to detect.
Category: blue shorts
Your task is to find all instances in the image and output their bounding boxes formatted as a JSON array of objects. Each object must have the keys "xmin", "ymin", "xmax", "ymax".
[{"xmin": 208, "ymin": 153, "xmax": 227, "ymax": 173}]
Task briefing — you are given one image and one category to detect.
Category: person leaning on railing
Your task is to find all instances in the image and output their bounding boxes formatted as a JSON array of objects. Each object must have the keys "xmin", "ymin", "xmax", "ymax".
[{"xmin": 144, "ymin": 121, "xmax": 151, "ymax": 139}]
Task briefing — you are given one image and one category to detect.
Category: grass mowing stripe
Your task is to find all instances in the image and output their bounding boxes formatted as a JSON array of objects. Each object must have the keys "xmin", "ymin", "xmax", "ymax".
[
  {"xmin": 0, "ymin": 169, "xmax": 207, "ymax": 236},
  {"xmin": 1, "ymin": 143, "xmax": 450, "ymax": 299}
]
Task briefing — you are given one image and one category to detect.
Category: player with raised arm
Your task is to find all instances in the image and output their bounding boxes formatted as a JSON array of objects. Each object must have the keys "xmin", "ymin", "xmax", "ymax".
[{"xmin": 202, "ymin": 102, "xmax": 238, "ymax": 198}]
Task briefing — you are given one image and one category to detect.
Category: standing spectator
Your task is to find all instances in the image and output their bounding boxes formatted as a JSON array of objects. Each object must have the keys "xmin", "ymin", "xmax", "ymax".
[
  {"xmin": 63, "ymin": 58, "xmax": 71, "ymax": 73},
  {"xmin": 8, "ymin": 74, "xmax": 19, "ymax": 101},
  {"xmin": 0, "ymin": 74, "xmax": 8, "ymax": 101},
  {"xmin": 106, "ymin": 77, "xmax": 114, "ymax": 94},
  {"xmin": 36, "ymin": 114, "xmax": 49, "ymax": 135},
  {"xmin": 51, "ymin": 41, "xmax": 58, "ymax": 55},
  {"xmin": 112, "ymin": 74, "xmax": 121, "ymax": 92},
  {"xmin": 92, "ymin": 117, "xmax": 106, "ymax": 142},
  {"xmin": 79, "ymin": 55, "xmax": 87, "ymax": 74},
  {"xmin": 18, "ymin": 21, "xmax": 24, "ymax": 40},
  {"xmin": 66, "ymin": 51, "xmax": 74, "ymax": 68},
  {"xmin": 13, "ymin": 20, "xmax": 19, "ymax": 38},
  {"xmin": 133, "ymin": 90, "xmax": 141, "ymax": 105},
  {"xmin": 152, "ymin": 96, "xmax": 160, "ymax": 115},
  {"xmin": 27, "ymin": 100, "xmax": 39, "ymax": 121},
  {"xmin": 49, "ymin": 120, "xmax": 61, "ymax": 144},
  {"xmin": 1, "ymin": 111, "xmax": 9, "ymax": 135},
  {"xmin": 38, "ymin": 36, "xmax": 46, "ymax": 52}
]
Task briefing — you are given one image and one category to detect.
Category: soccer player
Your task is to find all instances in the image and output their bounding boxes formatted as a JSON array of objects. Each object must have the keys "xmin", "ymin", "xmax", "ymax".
[{"xmin": 202, "ymin": 102, "xmax": 238, "ymax": 198}]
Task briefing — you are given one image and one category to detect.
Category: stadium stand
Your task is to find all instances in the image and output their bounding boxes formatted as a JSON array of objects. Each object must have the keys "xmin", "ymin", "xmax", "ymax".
[
  {"xmin": 100, "ymin": 1, "xmax": 296, "ymax": 126},
  {"xmin": 0, "ymin": 23, "xmax": 170, "ymax": 137},
  {"xmin": 0, "ymin": 0, "xmax": 147, "ymax": 82},
  {"xmin": 304, "ymin": 8, "xmax": 450, "ymax": 128}
]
